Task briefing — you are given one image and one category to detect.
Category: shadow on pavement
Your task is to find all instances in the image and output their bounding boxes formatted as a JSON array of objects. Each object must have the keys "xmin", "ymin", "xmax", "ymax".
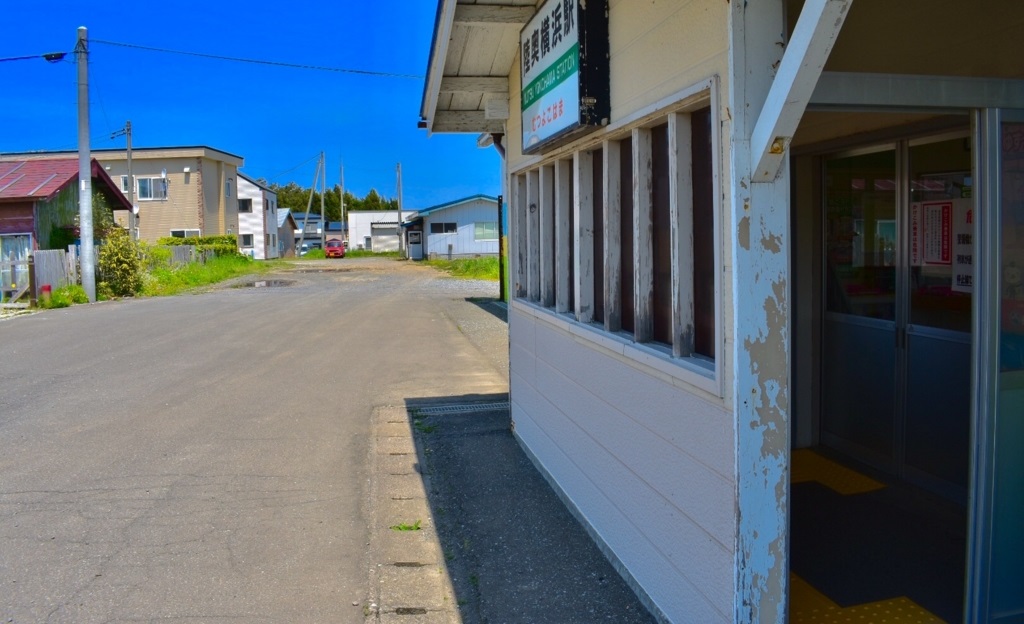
[
  {"xmin": 403, "ymin": 394, "xmax": 656, "ymax": 624},
  {"xmin": 463, "ymin": 297, "xmax": 508, "ymax": 323}
]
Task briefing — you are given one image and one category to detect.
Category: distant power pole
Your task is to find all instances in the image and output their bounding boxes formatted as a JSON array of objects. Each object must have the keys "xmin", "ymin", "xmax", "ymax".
[
  {"xmin": 76, "ymin": 26, "xmax": 96, "ymax": 302},
  {"xmin": 111, "ymin": 121, "xmax": 136, "ymax": 240},
  {"xmin": 319, "ymin": 152, "xmax": 326, "ymax": 252},
  {"xmin": 396, "ymin": 163, "xmax": 404, "ymax": 258},
  {"xmin": 339, "ymin": 164, "xmax": 345, "ymax": 247}
]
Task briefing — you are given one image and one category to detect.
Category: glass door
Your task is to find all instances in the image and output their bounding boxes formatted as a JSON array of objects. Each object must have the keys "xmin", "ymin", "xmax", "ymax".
[{"xmin": 822, "ymin": 132, "xmax": 973, "ymax": 498}]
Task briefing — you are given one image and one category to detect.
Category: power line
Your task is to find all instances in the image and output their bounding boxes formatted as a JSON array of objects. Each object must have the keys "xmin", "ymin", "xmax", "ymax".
[{"xmin": 91, "ymin": 39, "xmax": 423, "ymax": 79}]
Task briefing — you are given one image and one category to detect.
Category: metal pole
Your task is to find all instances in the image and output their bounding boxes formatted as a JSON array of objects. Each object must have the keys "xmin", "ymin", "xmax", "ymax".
[
  {"xmin": 396, "ymin": 163, "xmax": 404, "ymax": 258},
  {"xmin": 319, "ymin": 152, "xmax": 326, "ymax": 252},
  {"xmin": 339, "ymin": 164, "xmax": 345, "ymax": 249},
  {"xmin": 76, "ymin": 26, "xmax": 96, "ymax": 302},
  {"xmin": 126, "ymin": 121, "xmax": 136, "ymax": 240}
]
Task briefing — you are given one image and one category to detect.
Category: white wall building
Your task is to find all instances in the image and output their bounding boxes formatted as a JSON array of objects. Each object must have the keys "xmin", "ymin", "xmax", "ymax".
[
  {"xmin": 348, "ymin": 210, "xmax": 417, "ymax": 252},
  {"xmin": 420, "ymin": 1, "xmax": 1024, "ymax": 622},
  {"xmin": 237, "ymin": 173, "xmax": 279, "ymax": 259},
  {"xmin": 403, "ymin": 195, "xmax": 499, "ymax": 260}
]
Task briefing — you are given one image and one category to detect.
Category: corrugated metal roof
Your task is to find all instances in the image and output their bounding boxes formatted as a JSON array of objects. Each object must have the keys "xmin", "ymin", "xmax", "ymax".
[{"xmin": 0, "ymin": 158, "xmax": 79, "ymax": 200}]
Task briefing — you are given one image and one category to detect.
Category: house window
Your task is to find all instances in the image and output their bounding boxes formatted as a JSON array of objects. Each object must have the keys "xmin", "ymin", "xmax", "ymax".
[
  {"xmin": 238, "ymin": 199, "xmax": 252, "ymax": 213},
  {"xmin": 511, "ymin": 94, "xmax": 718, "ymax": 376},
  {"xmin": 241, "ymin": 234, "xmax": 254, "ymax": 248},
  {"xmin": 225, "ymin": 178, "xmax": 232, "ymax": 197},
  {"xmin": 430, "ymin": 222, "xmax": 457, "ymax": 234},
  {"xmin": 137, "ymin": 177, "xmax": 167, "ymax": 201},
  {"xmin": 120, "ymin": 175, "xmax": 130, "ymax": 193},
  {"xmin": 474, "ymin": 222, "xmax": 498, "ymax": 240},
  {"xmin": 170, "ymin": 229, "xmax": 200, "ymax": 238}
]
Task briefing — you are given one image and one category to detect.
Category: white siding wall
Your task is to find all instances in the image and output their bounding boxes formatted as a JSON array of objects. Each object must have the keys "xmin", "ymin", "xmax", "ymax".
[
  {"xmin": 349, "ymin": 211, "xmax": 416, "ymax": 251},
  {"xmin": 423, "ymin": 199, "xmax": 499, "ymax": 258},
  {"xmin": 503, "ymin": 1, "xmax": 736, "ymax": 621},
  {"xmin": 510, "ymin": 305, "xmax": 735, "ymax": 622},
  {"xmin": 237, "ymin": 177, "xmax": 267, "ymax": 259}
]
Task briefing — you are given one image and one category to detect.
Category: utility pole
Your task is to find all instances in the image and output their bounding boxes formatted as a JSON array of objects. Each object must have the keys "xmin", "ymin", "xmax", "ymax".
[
  {"xmin": 111, "ymin": 121, "xmax": 136, "ymax": 240},
  {"xmin": 76, "ymin": 26, "xmax": 96, "ymax": 302},
  {"xmin": 396, "ymin": 163, "xmax": 404, "ymax": 259},
  {"xmin": 297, "ymin": 158, "xmax": 321, "ymax": 255},
  {"xmin": 339, "ymin": 163, "xmax": 345, "ymax": 249},
  {"xmin": 319, "ymin": 152, "xmax": 326, "ymax": 252}
]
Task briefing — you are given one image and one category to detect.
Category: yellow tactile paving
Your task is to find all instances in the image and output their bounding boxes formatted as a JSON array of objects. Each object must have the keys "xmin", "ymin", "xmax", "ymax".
[
  {"xmin": 789, "ymin": 574, "xmax": 946, "ymax": 624},
  {"xmin": 791, "ymin": 448, "xmax": 886, "ymax": 495}
]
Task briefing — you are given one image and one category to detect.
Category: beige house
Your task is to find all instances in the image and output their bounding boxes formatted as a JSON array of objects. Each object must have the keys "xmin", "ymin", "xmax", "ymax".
[{"xmin": 1, "ymin": 146, "xmax": 243, "ymax": 242}]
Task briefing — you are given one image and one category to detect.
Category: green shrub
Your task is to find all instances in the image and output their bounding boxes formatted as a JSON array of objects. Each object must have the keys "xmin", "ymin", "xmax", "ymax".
[
  {"xmin": 39, "ymin": 284, "xmax": 88, "ymax": 309},
  {"xmin": 155, "ymin": 234, "xmax": 241, "ymax": 258},
  {"xmin": 97, "ymin": 228, "xmax": 143, "ymax": 296},
  {"xmin": 142, "ymin": 243, "xmax": 172, "ymax": 270}
]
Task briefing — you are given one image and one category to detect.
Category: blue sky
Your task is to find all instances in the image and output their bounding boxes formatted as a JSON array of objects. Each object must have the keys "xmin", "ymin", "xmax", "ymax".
[{"xmin": 0, "ymin": 1, "xmax": 501, "ymax": 210}]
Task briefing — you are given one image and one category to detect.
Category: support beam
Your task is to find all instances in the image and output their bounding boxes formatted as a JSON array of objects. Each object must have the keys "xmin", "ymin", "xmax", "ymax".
[
  {"xmin": 439, "ymin": 76, "xmax": 509, "ymax": 94},
  {"xmin": 430, "ymin": 111, "xmax": 505, "ymax": 134},
  {"xmin": 750, "ymin": 0, "xmax": 852, "ymax": 182},
  {"xmin": 453, "ymin": 5, "xmax": 534, "ymax": 25}
]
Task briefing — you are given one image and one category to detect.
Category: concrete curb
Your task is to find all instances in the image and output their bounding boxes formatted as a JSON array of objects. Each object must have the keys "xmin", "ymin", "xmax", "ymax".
[{"xmin": 368, "ymin": 405, "xmax": 458, "ymax": 623}]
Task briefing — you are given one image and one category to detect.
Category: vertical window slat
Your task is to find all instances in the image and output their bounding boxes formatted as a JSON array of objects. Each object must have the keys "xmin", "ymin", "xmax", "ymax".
[
  {"xmin": 555, "ymin": 159, "xmax": 573, "ymax": 314},
  {"xmin": 670, "ymin": 112, "xmax": 696, "ymax": 357},
  {"xmin": 633, "ymin": 127, "xmax": 654, "ymax": 343},
  {"xmin": 574, "ymin": 150, "xmax": 595, "ymax": 323},
  {"xmin": 514, "ymin": 174, "xmax": 528, "ymax": 298},
  {"xmin": 527, "ymin": 169, "xmax": 541, "ymax": 302},
  {"xmin": 540, "ymin": 164, "xmax": 556, "ymax": 307},
  {"xmin": 603, "ymin": 140, "xmax": 622, "ymax": 332}
]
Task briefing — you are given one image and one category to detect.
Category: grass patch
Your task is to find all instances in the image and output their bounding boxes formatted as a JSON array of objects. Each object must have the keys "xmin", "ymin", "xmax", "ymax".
[
  {"xmin": 141, "ymin": 255, "xmax": 279, "ymax": 297},
  {"xmin": 346, "ymin": 249, "xmax": 400, "ymax": 258},
  {"xmin": 424, "ymin": 257, "xmax": 499, "ymax": 281},
  {"xmin": 38, "ymin": 284, "xmax": 89, "ymax": 309},
  {"xmin": 390, "ymin": 520, "xmax": 422, "ymax": 532}
]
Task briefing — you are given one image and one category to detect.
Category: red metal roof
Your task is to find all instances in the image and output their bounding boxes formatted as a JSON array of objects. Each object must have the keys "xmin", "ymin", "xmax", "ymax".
[
  {"xmin": 0, "ymin": 158, "xmax": 131, "ymax": 210},
  {"xmin": 0, "ymin": 158, "xmax": 80, "ymax": 200}
]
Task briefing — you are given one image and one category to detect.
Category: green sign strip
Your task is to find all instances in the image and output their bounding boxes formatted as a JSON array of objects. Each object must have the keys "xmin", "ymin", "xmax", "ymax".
[{"xmin": 521, "ymin": 43, "xmax": 579, "ymax": 111}]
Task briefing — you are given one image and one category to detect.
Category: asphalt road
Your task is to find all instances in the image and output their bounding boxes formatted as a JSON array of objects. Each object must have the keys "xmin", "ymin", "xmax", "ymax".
[{"xmin": 0, "ymin": 258, "xmax": 505, "ymax": 624}]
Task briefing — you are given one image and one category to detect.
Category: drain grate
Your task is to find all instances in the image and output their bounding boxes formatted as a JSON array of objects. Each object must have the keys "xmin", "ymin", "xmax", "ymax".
[
  {"xmin": 413, "ymin": 401, "xmax": 509, "ymax": 415},
  {"xmin": 412, "ymin": 401, "xmax": 509, "ymax": 416}
]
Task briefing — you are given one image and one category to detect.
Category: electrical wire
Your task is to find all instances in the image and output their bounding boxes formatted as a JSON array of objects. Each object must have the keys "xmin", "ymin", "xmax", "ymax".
[
  {"xmin": 263, "ymin": 153, "xmax": 324, "ymax": 184},
  {"xmin": 90, "ymin": 39, "xmax": 423, "ymax": 79}
]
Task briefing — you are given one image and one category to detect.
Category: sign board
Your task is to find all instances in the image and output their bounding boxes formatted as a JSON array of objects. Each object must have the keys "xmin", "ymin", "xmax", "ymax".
[{"xmin": 520, "ymin": 0, "xmax": 609, "ymax": 154}]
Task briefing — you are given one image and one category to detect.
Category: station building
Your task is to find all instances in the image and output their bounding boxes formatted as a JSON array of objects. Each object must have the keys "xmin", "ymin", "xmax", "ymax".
[{"xmin": 420, "ymin": 1, "xmax": 1024, "ymax": 621}]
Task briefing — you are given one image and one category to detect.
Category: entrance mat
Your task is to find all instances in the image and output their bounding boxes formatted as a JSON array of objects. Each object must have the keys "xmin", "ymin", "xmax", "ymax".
[
  {"xmin": 791, "ymin": 448, "xmax": 885, "ymax": 495},
  {"xmin": 791, "ymin": 481, "xmax": 966, "ymax": 623},
  {"xmin": 790, "ymin": 574, "xmax": 945, "ymax": 623}
]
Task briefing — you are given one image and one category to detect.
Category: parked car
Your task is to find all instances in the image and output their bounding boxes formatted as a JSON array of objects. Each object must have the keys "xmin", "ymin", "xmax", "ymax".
[{"xmin": 325, "ymin": 239, "xmax": 346, "ymax": 258}]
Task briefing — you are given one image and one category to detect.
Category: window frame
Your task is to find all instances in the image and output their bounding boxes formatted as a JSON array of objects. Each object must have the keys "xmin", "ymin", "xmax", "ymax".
[
  {"xmin": 508, "ymin": 80, "xmax": 721, "ymax": 396},
  {"xmin": 238, "ymin": 198, "xmax": 253, "ymax": 213},
  {"xmin": 430, "ymin": 222, "xmax": 458, "ymax": 234},
  {"xmin": 474, "ymin": 221, "xmax": 499, "ymax": 241},
  {"xmin": 169, "ymin": 228, "xmax": 201, "ymax": 238},
  {"xmin": 241, "ymin": 233, "xmax": 254, "ymax": 248},
  {"xmin": 137, "ymin": 176, "xmax": 168, "ymax": 201}
]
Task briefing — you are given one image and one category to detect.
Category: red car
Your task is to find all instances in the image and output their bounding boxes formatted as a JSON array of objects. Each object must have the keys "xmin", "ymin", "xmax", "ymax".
[{"xmin": 325, "ymin": 239, "xmax": 346, "ymax": 258}]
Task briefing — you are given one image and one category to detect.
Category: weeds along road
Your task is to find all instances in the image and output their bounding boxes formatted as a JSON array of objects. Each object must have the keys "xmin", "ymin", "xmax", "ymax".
[{"xmin": 0, "ymin": 257, "xmax": 506, "ymax": 623}]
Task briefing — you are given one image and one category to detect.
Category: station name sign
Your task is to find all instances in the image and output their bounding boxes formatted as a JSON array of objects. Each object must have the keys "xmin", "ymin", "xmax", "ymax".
[{"xmin": 520, "ymin": 0, "xmax": 609, "ymax": 155}]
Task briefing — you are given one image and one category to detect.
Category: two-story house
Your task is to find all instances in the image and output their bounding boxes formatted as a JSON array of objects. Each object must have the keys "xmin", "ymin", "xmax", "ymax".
[
  {"xmin": 237, "ymin": 173, "xmax": 279, "ymax": 259},
  {"xmin": 2, "ymin": 146, "xmax": 244, "ymax": 243}
]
